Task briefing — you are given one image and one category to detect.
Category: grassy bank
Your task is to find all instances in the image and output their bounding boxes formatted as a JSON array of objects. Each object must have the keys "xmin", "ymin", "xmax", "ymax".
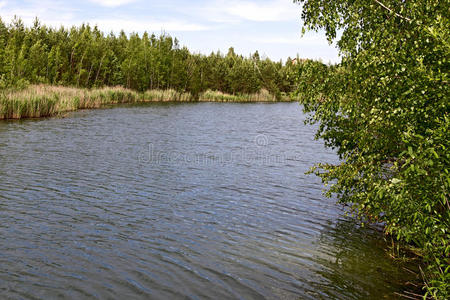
[
  {"xmin": 0, "ymin": 85, "xmax": 293, "ymax": 120},
  {"xmin": 198, "ymin": 89, "xmax": 293, "ymax": 102}
]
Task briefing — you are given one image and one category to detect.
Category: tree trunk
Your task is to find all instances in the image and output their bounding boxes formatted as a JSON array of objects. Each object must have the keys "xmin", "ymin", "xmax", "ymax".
[
  {"xmin": 95, "ymin": 54, "xmax": 105, "ymax": 86},
  {"xmin": 76, "ymin": 52, "xmax": 85, "ymax": 87}
]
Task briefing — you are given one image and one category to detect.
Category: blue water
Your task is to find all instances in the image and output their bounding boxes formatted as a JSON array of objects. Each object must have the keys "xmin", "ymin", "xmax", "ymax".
[{"xmin": 0, "ymin": 103, "xmax": 417, "ymax": 299}]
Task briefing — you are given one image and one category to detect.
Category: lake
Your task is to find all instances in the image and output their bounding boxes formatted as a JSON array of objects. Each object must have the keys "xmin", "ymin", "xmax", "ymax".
[{"xmin": 0, "ymin": 102, "xmax": 417, "ymax": 299}]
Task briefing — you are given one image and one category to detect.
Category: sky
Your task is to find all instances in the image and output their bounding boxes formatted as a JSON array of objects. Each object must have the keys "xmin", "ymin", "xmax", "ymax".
[{"xmin": 0, "ymin": 0, "xmax": 340, "ymax": 63}]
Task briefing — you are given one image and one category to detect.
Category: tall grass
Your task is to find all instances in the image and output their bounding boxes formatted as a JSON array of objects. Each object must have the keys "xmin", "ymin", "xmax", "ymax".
[
  {"xmin": 143, "ymin": 89, "xmax": 193, "ymax": 102},
  {"xmin": 198, "ymin": 89, "xmax": 293, "ymax": 102},
  {"xmin": 0, "ymin": 85, "xmax": 294, "ymax": 119},
  {"xmin": 0, "ymin": 85, "xmax": 141, "ymax": 119}
]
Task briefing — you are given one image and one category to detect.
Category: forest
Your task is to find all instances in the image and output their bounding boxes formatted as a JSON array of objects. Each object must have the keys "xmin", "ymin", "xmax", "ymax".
[{"xmin": 0, "ymin": 17, "xmax": 300, "ymax": 99}]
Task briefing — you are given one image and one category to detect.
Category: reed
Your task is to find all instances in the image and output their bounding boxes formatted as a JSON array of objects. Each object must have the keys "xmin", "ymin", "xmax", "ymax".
[
  {"xmin": 0, "ymin": 85, "xmax": 142, "ymax": 119},
  {"xmin": 0, "ymin": 85, "xmax": 294, "ymax": 120},
  {"xmin": 142, "ymin": 89, "xmax": 193, "ymax": 102},
  {"xmin": 198, "ymin": 89, "xmax": 294, "ymax": 102}
]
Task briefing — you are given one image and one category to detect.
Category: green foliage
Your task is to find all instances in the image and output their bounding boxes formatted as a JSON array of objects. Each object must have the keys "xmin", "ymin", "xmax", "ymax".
[
  {"xmin": 0, "ymin": 18, "xmax": 300, "ymax": 97},
  {"xmin": 294, "ymin": 0, "xmax": 449, "ymax": 298}
]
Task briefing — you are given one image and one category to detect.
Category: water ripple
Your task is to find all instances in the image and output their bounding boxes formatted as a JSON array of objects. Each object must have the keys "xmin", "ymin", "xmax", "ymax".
[{"xmin": 0, "ymin": 103, "xmax": 419, "ymax": 299}]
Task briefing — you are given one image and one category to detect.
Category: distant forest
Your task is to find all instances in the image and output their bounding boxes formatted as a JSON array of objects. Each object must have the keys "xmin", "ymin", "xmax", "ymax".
[{"xmin": 0, "ymin": 17, "xmax": 306, "ymax": 98}]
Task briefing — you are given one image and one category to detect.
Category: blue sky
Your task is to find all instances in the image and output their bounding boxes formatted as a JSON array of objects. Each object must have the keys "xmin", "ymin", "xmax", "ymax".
[{"xmin": 0, "ymin": 0, "xmax": 340, "ymax": 63}]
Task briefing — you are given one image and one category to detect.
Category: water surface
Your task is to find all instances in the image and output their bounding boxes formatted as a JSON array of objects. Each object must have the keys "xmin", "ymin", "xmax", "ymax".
[{"xmin": 0, "ymin": 103, "xmax": 418, "ymax": 299}]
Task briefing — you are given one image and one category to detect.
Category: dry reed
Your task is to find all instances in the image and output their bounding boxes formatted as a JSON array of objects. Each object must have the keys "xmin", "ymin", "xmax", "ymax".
[{"xmin": 0, "ymin": 85, "xmax": 294, "ymax": 119}]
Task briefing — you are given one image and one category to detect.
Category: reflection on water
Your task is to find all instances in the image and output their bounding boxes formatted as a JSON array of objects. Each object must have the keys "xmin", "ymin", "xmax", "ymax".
[
  {"xmin": 311, "ymin": 218, "xmax": 420, "ymax": 299},
  {"xmin": 0, "ymin": 103, "xmax": 418, "ymax": 299}
]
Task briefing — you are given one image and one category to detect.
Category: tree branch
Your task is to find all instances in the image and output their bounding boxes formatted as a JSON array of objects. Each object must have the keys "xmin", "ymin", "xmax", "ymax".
[{"xmin": 374, "ymin": 0, "xmax": 412, "ymax": 22}]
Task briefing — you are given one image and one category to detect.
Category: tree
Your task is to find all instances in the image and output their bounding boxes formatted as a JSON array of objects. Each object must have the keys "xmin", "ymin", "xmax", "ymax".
[
  {"xmin": 29, "ymin": 40, "xmax": 47, "ymax": 83},
  {"xmin": 0, "ymin": 17, "xmax": 297, "ymax": 97},
  {"xmin": 294, "ymin": 0, "xmax": 449, "ymax": 298}
]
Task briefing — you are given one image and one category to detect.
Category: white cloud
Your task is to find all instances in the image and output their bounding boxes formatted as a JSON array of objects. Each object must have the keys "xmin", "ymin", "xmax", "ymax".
[
  {"xmin": 224, "ymin": 0, "xmax": 298, "ymax": 22},
  {"xmin": 88, "ymin": 0, "xmax": 137, "ymax": 7},
  {"xmin": 2, "ymin": 14, "xmax": 208, "ymax": 33},
  {"xmin": 0, "ymin": 1, "xmax": 7, "ymax": 10},
  {"xmin": 251, "ymin": 34, "xmax": 331, "ymax": 45},
  {"xmin": 0, "ymin": 0, "xmax": 208, "ymax": 33},
  {"xmin": 88, "ymin": 18, "xmax": 209, "ymax": 32},
  {"xmin": 197, "ymin": 0, "xmax": 299, "ymax": 23}
]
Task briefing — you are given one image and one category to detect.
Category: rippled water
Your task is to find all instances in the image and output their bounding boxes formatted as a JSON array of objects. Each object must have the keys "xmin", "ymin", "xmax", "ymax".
[{"xmin": 0, "ymin": 103, "xmax": 418, "ymax": 299}]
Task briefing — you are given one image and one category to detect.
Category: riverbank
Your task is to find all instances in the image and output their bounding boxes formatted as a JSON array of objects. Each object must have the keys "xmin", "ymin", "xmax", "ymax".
[{"xmin": 0, "ymin": 85, "xmax": 295, "ymax": 120}]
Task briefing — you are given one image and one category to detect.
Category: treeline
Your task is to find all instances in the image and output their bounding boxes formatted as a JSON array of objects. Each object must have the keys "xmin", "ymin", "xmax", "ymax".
[
  {"xmin": 294, "ymin": 0, "xmax": 449, "ymax": 298},
  {"xmin": 0, "ymin": 17, "xmax": 300, "ymax": 98}
]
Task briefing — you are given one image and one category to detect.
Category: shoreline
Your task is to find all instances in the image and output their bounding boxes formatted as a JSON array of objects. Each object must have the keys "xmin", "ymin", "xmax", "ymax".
[{"xmin": 0, "ymin": 85, "xmax": 296, "ymax": 120}]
